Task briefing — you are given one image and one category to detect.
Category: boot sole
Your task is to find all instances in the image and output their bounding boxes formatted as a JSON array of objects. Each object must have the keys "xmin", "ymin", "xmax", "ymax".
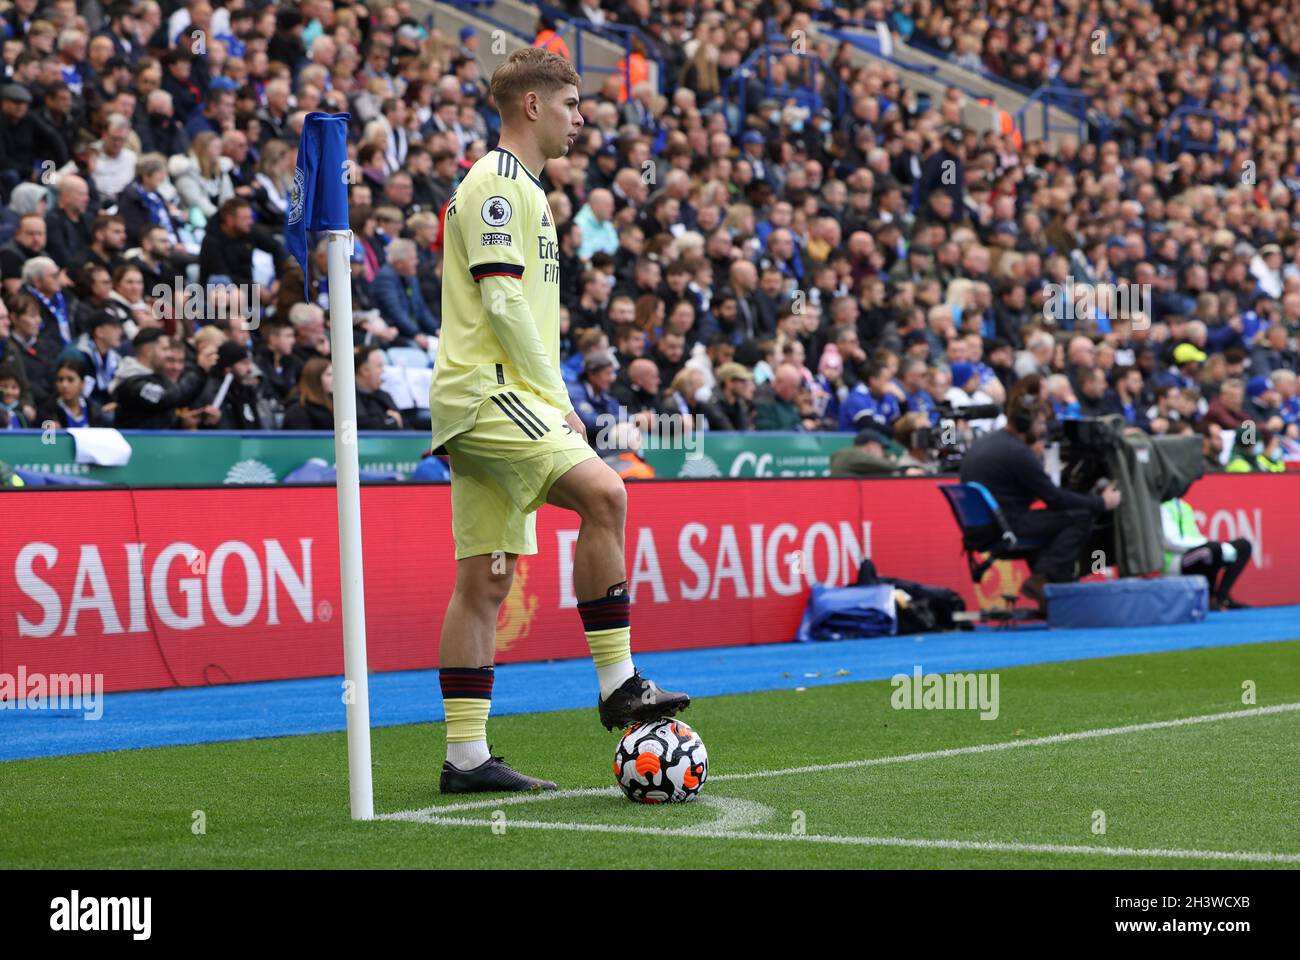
[{"xmin": 600, "ymin": 695, "xmax": 691, "ymax": 731}]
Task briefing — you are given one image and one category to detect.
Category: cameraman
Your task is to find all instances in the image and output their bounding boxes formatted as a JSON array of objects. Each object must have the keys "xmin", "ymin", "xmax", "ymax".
[
  {"xmin": 894, "ymin": 411, "xmax": 941, "ymax": 474},
  {"xmin": 958, "ymin": 378, "xmax": 1121, "ymax": 607}
]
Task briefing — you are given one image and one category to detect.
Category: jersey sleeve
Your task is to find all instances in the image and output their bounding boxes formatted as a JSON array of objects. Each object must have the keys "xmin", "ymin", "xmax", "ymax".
[
  {"xmin": 452, "ymin": 171, "xmax": 573, "ymax": 414},
  {"xmin": 478, "ymin": 274, "xmax": 573, "ymax": 413},
  {"xmin": 454, "ymin": 174, "xmax": 529, "ymax": 282}
]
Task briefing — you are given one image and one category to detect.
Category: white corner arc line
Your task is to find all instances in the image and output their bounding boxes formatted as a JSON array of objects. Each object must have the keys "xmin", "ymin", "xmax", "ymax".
[
  {"xmin": 385, "ymin": 702, "xmax": 1300, "ymax": 818},
  {"xmin": 380, "ymin": 702, "xmax": 1300, "ymax": 862}
]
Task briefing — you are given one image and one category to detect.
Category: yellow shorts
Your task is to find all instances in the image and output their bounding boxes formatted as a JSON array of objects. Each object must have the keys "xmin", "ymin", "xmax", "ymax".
[{"xmin": 445, "ymin": 388, "xmax": 596, "ymax": 559}]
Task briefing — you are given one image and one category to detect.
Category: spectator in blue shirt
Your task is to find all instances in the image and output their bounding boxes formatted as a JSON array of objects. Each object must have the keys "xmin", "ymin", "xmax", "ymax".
[
  {"xmin": 563, "ymin": 328, "xmax": 609, "ymax": 385},
  {"xmin": 574, "ymin": 189, "xmax": 618, "ymax": 259},
  {"xmin": 371, "ymin": 238, "xmax": 438, "ymax": 350},
  {"xmin": 839, "ymin": 361, "xmax": 901, "ymax": 432},
  {"xmin": 184, "ymin": 86, "xmax": 236, "ymax": 139},
  {"xmin": 1276, "ymin": 370, "xmax": 1300, "ymax": 428},
  {"xmin": 568, "ymin": 352, "xmax": 619, "ymax": 438},
  {"xmin": 1102, "ymin": 365, "xmax": 1151, "ymax": 430},
  {"xmin": 1046, "ymin": 374, "xmax": 1082, "ymax": 420}
]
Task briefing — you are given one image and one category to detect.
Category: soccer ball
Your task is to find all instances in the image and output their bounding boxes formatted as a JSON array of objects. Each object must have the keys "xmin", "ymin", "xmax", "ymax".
[{"xmin": 614, "ymin": 719, "xmax": 708, "ymax": 803}]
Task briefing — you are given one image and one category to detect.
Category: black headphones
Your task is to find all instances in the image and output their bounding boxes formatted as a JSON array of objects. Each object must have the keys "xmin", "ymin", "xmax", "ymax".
[{"xmin": 1011, "ymin": 391, "xmax": 1039, "ymax": 435}]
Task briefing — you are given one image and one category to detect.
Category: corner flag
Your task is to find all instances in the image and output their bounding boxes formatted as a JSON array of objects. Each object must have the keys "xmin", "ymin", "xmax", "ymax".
[
  {"xmin": 286, "ymin": 111, "xmax": 352, "ymax": 287},
  {"xmin": 289, "ymin": 110, "xmax": 375, "ymax": 820}
]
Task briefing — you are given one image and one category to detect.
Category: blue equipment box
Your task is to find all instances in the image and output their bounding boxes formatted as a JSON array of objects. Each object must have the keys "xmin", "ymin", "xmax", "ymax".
[{"xmin": 1044, "ymin": 576, "xmax": 1209, "ymax": 629}]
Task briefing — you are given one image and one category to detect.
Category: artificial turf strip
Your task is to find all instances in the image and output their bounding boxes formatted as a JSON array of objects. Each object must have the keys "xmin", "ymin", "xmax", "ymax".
[{"xmin": 2, "ymin": 640, "xmax": 1298, "ymax": 869}]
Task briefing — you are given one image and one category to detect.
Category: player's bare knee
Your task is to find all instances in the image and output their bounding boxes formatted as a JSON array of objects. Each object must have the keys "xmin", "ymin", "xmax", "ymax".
[
  {"xmin": 584, "ymin": 475, "xmax": 626, "ymax": 529},
  {"xmin": 482, "ymin": 575, "xmax": 514, "ymax": 609},
  {"xmin": 459, "ymin": 575, "xmax": 512, "ymax": 615},
  {"xmin": 455, "ymin": 555, "xmax": 515, "ymax": 608}
]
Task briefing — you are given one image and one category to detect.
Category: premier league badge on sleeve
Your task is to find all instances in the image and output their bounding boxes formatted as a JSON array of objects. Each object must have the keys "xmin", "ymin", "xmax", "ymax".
[{"xmin": 482, "ymin": 196, "xmax": 512, "ymax": 227}]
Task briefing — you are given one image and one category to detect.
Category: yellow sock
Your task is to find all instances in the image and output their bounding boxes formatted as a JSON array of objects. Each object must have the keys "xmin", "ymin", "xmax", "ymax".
[
  {"xmin": 578, "ymin": 590, "xmax": 632, "ymax": 666},
  {"xmin": 441, "ymin": 666, "xmax": 493, "ymax": 768},
  {"xmin": 443, "ymin": 698, "xmax": 491, "ymax": 743},
  {"xmin": 585, "ymin": 626, "xmax": 632, "ymax": 668}
]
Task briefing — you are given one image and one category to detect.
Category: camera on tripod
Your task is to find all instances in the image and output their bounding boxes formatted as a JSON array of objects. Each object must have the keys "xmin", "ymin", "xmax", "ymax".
[
  {"xmin": 1050, "ymin": 416, "xmax": 1125, "ymax": 494},
  {"xmin": 914, "ymin": 402, "xmax": 1004, "ymax": 470}
]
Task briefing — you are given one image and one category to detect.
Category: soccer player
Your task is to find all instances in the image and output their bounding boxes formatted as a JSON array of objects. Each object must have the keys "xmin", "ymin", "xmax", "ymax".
[{"xmin": 429, "ymin": 48, "xmax": 690, "ymax": 794}]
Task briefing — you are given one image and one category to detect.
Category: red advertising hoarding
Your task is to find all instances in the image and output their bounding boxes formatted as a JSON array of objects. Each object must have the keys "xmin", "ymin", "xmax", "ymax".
[{"xmin": 2, "ymin": 475, "xmax": 1297, "ymax": 693}]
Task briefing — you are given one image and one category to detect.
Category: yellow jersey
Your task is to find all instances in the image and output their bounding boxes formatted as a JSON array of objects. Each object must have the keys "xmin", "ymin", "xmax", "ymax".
[{"xmin": 429, "ymin": 147, "xmax": 569, "ymax": 452}]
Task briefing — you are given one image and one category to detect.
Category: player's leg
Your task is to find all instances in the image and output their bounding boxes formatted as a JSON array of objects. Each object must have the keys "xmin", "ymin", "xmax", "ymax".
[
  {"xmin": 546, "ymin": 456, "xmax": 691, "ymax": 729},
  {"xmin": 547, "ymin": 457, "xmax": 631, "ymax": 686},
  {"xmin": 438, "ymin": 442, "xmax": 555, "ymax": 793},
  {"xmin": 439, "ymin": 552, "xmax": 513, "ymax": 772}
]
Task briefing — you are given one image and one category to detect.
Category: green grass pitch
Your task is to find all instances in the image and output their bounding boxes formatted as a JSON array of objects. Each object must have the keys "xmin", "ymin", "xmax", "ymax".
[{"xmin": 3, "ymin": 640, "xmax": 1298, "ymax": 869}]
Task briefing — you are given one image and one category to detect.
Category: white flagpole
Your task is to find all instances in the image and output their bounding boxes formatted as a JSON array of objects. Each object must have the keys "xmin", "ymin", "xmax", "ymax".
[{"xmin": 325, "ymin": 227, "xmax": 374, "ymax": 820}]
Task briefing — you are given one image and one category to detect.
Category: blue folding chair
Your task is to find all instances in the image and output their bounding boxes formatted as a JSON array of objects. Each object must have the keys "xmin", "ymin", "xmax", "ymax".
[{"xmin": 939, "ymin": 482, "xmax": 1046, "ymax": 618}]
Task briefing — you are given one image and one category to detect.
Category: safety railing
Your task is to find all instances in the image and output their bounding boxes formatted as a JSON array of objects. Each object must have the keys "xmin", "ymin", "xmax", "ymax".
[
  {"xmin": 439, "ymin": 0, "xmax": 665, "ymax": 97},
  {"xmin": 1156, "ymin": 107, "xmax": 1231, "ymax": 160},
  {"xmin": 1014, "ymin": 86, "xmax": 1091, "ymax": 146},
  {"xmin": 722, "ymin": 41, "xmax": 841, "ymax": 137},
  {"xmin": 818, "ymin": 15, "xmax": 1088, "ymax": 146}
]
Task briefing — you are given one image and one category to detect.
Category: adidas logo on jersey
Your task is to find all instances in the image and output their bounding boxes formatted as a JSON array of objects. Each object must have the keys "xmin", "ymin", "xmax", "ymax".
[{"xmin": 541, "ymin": 210, "xmax": 551, "ymax": 227}]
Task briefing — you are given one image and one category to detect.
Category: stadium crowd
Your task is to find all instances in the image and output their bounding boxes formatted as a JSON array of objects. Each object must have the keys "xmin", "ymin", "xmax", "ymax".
[{"xmin": 0, "ymin": 0, "xmax": 1296, "ymax": 477}]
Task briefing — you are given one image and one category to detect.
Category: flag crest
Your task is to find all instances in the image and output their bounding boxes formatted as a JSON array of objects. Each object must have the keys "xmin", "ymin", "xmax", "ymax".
[{"xmin": 286, "ymin": 111, "xmax": 352, "ymax": 286}]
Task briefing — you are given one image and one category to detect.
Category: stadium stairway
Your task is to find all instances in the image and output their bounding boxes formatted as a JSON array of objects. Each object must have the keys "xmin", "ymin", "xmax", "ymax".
[
  {"xmin": 3, "ymin": 606, "xmax": 1298, "ymax": 762},
  {"xmin": 416, "ymin": 0, "xmax": 653, "ymax": 97},
  {"xmin": 807, "ymin": 22, "xmax": 1083, "ymax": 148}
]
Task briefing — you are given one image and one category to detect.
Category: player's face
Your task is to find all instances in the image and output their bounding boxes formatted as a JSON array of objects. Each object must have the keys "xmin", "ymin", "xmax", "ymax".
[{"xmin": 540, "ymin": 84, "xmax": 583, "ymax": 160}]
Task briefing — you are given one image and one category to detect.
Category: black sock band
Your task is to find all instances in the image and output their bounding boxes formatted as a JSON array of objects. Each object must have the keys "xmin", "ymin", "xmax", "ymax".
[
  {"xmin": 577, "ymin": 590, "xmax": 631, "ymax": 631},
  {"xmin": 440, "ymin": 666, "xmax": 495, "ymax": 700}
]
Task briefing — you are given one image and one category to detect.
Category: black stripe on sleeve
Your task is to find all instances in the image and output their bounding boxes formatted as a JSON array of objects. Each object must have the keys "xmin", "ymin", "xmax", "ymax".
[
  {"xmin": 504, "ymin": 391, "xmax": 549, "ymax": 434},
  {"xmin": 469, "ymin": 262, "xmax": 525, "ymax": 281},
  {"xmin": 490, "ymin": 394, "xmax": 538, "ymax": 439}
]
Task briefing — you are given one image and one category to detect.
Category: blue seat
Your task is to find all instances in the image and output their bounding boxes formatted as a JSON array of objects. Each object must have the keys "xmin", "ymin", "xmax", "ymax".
[
  {"xmin": 385, "ymin": 346, "xmax": 431, "ymax": 369},
  {"xmin": 938, "ymin": 482, "xmax": 1045, "ymax": 587},
  {"xmin": 12, "ymin": 470, "xmax": 105, "ymax": 487}
]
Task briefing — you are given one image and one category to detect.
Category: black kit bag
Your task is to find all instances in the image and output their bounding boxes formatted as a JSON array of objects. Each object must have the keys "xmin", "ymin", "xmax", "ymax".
[{"xmin": 854, "ymin": 559, "xmax": 968, "ymax": 634}]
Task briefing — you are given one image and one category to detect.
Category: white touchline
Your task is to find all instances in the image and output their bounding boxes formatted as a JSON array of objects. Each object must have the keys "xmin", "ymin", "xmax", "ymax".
[
  {"xmin": 708, "ymin": 701, "xmax": 1300, "ymax": 782},
  {"xmin": 387, "ymin": 815, "xmax": 1300, "ymax": 864},
  {"xmin": 380, "ymin": 702, "xmax": 1300, "ymax": 862}
]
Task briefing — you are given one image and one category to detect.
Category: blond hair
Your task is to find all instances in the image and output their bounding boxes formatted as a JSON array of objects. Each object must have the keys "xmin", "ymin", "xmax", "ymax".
[
  {"xmin": 490, "ymin": 47, "xmax": 580, "ymax": 116},
  {"xmin": 193, "ymin": 325, "xmax": 227, "ymax": 351}
]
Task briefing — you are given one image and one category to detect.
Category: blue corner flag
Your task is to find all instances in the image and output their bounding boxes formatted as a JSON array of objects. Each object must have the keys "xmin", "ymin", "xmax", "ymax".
[{"xmin": 286, "ymin": 112, "xmax": 352, "ymax": 287}]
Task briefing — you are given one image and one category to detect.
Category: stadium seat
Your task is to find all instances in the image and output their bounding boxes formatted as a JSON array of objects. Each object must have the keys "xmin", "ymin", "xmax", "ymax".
[
  {"xmin": 384, "ymin": 347, "xmax": 432, "ymax": 369},
  {"xmin": 283, "ymin": 457, "xmax": 403, "ymax": 483},
  {"xmin": 938, "ymin": 482, "xmax": 1045, "ymax": 590},
  {"xmin": 11, "ymin": 470, "xmax": 106, "ymax": 487}
]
